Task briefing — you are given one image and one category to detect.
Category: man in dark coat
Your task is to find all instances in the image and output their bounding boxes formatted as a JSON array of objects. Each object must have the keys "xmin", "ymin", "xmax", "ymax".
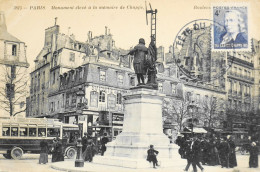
[
  {"xmin": 39, "ymin": 139, "xmax": 49, "ymax": 164},
  {"xmin": 147, "ymin": 145, "xmax": 159, "ymax": 169},
  {"xmin": 208, "ymin": 139, "xmax": 220, "ymax": 166},
  {"xmin": 218, "ymin": 137, "xmax": 230, "ymax": 168},
  {"xmin": 249, "ymin": 142, "xmax": 259, "ymax": 168},
  {"xmin": 227, "ymin": 135, "xmax": 237, "ymax": 168},
  {"xmin": 184, "ymin": 137, "xmax": 193, "ymax": 171},
  {"xmin": 100, "ymin": 133, "xmax": 109, "ymax": 156},
  {"xmin": 190, "ymin": 136, "xmax": 204, "ymax": 172},
  {"xmin": 51, "ymin": 138, "xmax": 58, "ymax": 162},
  {"xmin": 55, "ymin": 137, "xmax": 64, "ymax": 162},
  {"xmin": 200, "ymin": 138, "xmax": 209, "ymax": 165},
  {"xmin": 83, "ymin": 139, "xmax": 96, "ymax": 162},
  {"xmin": 123, "ymin": 38, "xmax": 148, "ymax": 86},
  {"xmin": 176, "ymin": 135, "xmax": 185, "ymax": 158},
  {"xmin": 82, "ymin": 132, "xmax": 88, "ymax": 153}
]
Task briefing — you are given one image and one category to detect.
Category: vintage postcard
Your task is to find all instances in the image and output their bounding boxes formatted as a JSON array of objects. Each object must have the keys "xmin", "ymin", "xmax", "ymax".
[{"xmin": 0, "ymin": 0, "xmax": 260, "ymax": 172}]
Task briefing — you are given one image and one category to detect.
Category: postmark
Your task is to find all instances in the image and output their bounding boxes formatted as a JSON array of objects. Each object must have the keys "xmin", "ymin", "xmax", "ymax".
[
  {"xmin": 172, "ymin": 19, "xmax": 235, "ymax": 84},
  {"xmin": 212, "ymin": 3, "xmax": 250, "ymax": 50}
]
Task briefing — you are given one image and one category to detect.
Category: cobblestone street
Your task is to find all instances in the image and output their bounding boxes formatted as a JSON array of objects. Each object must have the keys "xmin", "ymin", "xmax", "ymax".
[{"xmin": 0, "ymin": 153, "xmax": 259, "ymax": 172}]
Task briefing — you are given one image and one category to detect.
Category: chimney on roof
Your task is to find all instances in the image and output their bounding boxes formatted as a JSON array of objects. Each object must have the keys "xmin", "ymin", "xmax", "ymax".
[
  {"xmin": 108, "ymin": 29, "xmax": 110, "ymax": 35},
  {"xmin": 68, "ymin": 27, "xmax": 71, "ymax": 36},
  {"xmin": 105, "ymin": 26, "xmax": 108, "ymax": 35},
  {"xmin": 54, "ymin": 17, "xmax": 58, "ymax": 26},
  {"xmin": 88, "ymin": 31, "xmax": 92, "ymax": 41},
  {"xmin": 0, "ymin": 11, "xmax": 7, "ymax": 33}
]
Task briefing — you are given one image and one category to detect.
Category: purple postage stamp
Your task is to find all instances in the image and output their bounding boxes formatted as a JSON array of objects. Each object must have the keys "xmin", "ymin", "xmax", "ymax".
[{"xmin": 212, "ymin": 3, "xmax": 250, "ymax": 50}]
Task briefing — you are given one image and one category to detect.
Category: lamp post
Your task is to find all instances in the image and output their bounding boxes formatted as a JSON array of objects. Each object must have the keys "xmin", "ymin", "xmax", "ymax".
[
  {"xmin": 75, "ymin": 123, "xmax": 84, "ymax": 167},
  {"xmin": 188, "ymin": 101, "xmax": 196, "ymax": 135},
  {"xmin": 75, "ymin": 138, "xmax": 84, "ymax": 167},
  {"xmin": 190, "ymin": 108, "xmax": 194, "ymax": 134}
]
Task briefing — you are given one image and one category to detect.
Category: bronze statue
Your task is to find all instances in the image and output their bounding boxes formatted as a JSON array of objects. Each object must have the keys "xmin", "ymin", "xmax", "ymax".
[
  {"xmin": 122, "ymin": 38, "xmax": 158, "ymax": 88},
  {"xmin": 123, "ymin": 38, "xmax": 148, "ymax": 86},
  {"xmin": 146, "ymin": 37, "xmax": 157, "ymax": 88}
]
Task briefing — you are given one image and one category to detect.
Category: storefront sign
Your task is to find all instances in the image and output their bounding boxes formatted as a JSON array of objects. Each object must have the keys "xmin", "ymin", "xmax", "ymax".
[
  {"xmin": 90, "ymin": 91, "xmax": 98, "ymax": 107},
  {"xmin": 108, "ymin": 94, "xmax": 116, "ymax": 109}
]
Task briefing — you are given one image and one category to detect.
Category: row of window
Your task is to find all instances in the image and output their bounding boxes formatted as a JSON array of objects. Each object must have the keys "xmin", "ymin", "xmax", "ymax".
[
  {"xmin": 228, "ymin": 80, "xmax": 251, "ymax": 94},
  {"xmin": 158, "ymin": 83, "xmax": 177, "ymax": 94},
  {"xmin": 2, "ymin": 127, "xmax": 60, "ymax": 137},
  {"xmin": 228, "ymin": 99, "xmax": 251, "ymax": 110},
  {"xmin": 31, "ymin": 71, "xmax": 46, "ymax": 93},
  {"xmin": 232, "ymin": 66, "xmax": 252, "ymax": 78},
  {"xmin": 228, "ymin": 52, "xmax": 251, "ymax": 61},
  {"xmin": 186, "ymin": 92, "xmax": 223, "ymax": 105},
  {"xmin": 98, "ymin": 91, "xmax": 122, "ymax": 104},
  {"xmin": 99, "ymin": 70, "xmax": 125, "ymax": 86},
  {"xmin": 49, "ymin": 91, "xmax": 122, "ymax": 112}
]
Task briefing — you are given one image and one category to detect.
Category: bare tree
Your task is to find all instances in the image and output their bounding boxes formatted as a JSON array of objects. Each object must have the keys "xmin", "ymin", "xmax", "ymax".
[
  {"xmin": 163, "ymin": 97, "xmax": 192, "ymax": 132},
  {"xmin": 201, "ymin": 96, "xmax": 225, "ymax": 129},
  {"xmin": 0, "ymin": 65, "xmax": 29, "ymax": 116}
]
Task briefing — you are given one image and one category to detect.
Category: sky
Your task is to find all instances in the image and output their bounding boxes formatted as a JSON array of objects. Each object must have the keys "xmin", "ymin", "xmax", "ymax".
[{"xmin": 0, "ymin": 0, "xmax": 260, "ymax": 72}]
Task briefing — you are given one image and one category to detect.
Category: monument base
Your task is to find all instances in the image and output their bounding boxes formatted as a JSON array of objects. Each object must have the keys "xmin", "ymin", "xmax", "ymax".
[
  {"xmin": 93, "ymin": 156, "xmax": 181, "ymax": 169},
  {"xmin": 92, "ymin": 88, "xmax": 179, "ymax": 169}
]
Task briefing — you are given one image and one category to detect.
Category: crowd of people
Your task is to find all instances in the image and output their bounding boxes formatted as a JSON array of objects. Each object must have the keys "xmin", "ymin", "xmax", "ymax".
[
  {"xmin": 38, "ymin": 132, "xmax": 258, "ymax": 171},
  {"xmin": 38, "ymin": 132, "xmax": 110, "ymax": 165},
  {"xmin": 175, "ymin": 134, "xmax": 259, "ymax": 171}
]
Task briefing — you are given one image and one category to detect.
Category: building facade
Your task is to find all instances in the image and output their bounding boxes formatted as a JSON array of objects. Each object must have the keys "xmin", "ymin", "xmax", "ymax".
[
  {"xmin": 226, "ymin": 51, "xmax": 255, "ymax": 133},
  {"xmin": 27, "ymin": 22, "xmax": 184, "ymax": 140}
]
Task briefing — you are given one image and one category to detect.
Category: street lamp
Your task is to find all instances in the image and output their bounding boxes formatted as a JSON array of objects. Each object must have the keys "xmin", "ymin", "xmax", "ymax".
[
  {"xmin": 75, "ymin": 122, "xmax": 84, "ymax": 167},
  {"xmin": 188, "ymin": 101, "xmax": 196, "ymax": 135},
  {"xmin": 75, "ymin": 137, "xmax": 84, "ymax": 167},
  {"xmin": 190, "ymin": 108, "xmax": 194, "ymax": 134}
]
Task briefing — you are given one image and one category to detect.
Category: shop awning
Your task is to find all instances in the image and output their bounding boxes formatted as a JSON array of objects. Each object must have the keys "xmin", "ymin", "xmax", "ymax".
[
  {"xmin": 184, "ymin": 127, "xmax": 207, "ymax": 133},
  {"xmin": 91, "ymin": 125, "xmax": 112, "ymax": 128}
]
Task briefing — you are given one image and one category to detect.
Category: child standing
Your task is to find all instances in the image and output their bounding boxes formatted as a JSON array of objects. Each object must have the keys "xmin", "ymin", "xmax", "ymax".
[{"xmin": 147, "ymin": 145, "xmax": 159, "ymax": 168}]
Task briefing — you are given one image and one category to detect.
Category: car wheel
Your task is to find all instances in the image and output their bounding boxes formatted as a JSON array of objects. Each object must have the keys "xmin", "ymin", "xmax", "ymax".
[
  {"xmin": 66, "ymin": 147, "xmax": 76, "ymax": 159},
  {"xmin": 11, "ymin": 147, "xmax": 23, "ymax": 160}
]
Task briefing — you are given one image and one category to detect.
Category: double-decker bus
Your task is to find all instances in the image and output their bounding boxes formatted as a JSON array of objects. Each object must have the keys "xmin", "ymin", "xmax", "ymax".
[{"xmin": 0, "ymin": 117, "xmax": 79, "ymax": 159}]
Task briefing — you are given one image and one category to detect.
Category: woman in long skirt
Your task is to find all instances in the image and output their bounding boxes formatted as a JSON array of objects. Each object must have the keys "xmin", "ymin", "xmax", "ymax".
[{"xmin": 39, "ymin": 140, "xmax": 49, "ymax": 164}]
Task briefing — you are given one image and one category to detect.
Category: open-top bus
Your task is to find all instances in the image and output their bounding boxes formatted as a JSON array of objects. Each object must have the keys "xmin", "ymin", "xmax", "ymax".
[{"xmin": 0, "ymin": 117, "xmax": 79, "ymax": 159}]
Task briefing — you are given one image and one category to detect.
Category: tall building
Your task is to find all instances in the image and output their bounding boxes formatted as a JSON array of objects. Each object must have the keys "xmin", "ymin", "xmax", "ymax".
[
  {"xmin": 226, "ymin": 51, "xmax": 255, "ymax": 132},
  {"xmin": 28, "ymin": 21, "xmax": 87, "ymax": 117},
  {"xmin": 0, "ymin": 11, "xmax": 29, "ymax": 117},
  {"xmin": 252, "ymin": 39, "xmax": 260, "ymax": 112}
]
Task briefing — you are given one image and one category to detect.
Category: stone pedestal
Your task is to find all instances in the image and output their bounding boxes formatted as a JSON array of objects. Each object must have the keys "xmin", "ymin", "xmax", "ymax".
[{"xmin": 93, "ymin": 87, "xmax": 176, "ymax": 168}]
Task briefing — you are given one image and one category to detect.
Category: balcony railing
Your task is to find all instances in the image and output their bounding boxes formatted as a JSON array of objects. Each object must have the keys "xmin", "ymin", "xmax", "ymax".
[{"xmin": 227, "ymin": 71, "xmax": 254, "ymax": 82}]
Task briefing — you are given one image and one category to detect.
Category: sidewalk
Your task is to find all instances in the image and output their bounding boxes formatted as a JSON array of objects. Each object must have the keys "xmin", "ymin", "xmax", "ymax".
[{"xmin": 50, "ymin": 154, "xmax": 259, "ymax": 172}]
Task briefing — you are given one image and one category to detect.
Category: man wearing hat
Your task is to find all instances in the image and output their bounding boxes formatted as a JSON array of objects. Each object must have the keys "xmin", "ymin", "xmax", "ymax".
[
  {"xmin": 227, "ymin": 135, "xmax": 237, "ymax": 168},
  {"xmin": 249, "ymin": 142, "xmax": 258, "ymax": 168},
  {"xmin": 147, "ymin": 145, "xmax": 159, "ymax": 168},
  {"xmin": 122, "ymin": 38, "xmax": 148, "ymax": 86},
  {"xmin": 82, "ymin": 132, "xmax": 88, "ymax": 153}
]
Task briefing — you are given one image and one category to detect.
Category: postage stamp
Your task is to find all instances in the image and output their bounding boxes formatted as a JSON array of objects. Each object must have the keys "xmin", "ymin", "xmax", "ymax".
[{"xmin": 212, "ymin": 3, "xmax": 250, "ymax": 50}]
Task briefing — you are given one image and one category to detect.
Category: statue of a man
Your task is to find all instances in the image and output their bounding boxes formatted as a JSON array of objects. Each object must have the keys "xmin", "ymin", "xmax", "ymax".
[{"xmin": 123, "ymin": 38, "xmax": 148, "ymax": 86}]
